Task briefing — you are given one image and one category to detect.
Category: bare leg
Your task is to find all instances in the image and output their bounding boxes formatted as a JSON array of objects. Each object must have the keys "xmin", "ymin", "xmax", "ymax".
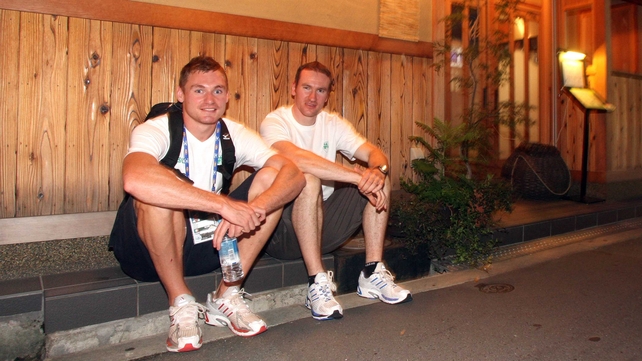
[
  {"xmin": 216, "ymin": 167, "xmax": 284, "ymax": 297},
  {"xmin": 291, "ymin": 173, "xmax": 325, "ymax": 276},
  {"xmin": 362, "ymin": 177, "xmax": 391, "ymax": 263},
  {"xmin": 135, "ymin": 200, "xmax": 189, "ymax": 305}
]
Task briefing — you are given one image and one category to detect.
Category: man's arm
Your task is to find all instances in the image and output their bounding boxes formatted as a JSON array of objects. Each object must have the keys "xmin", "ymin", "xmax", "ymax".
[
  {"xmin": 270, "ymin": 140, "xmax": 362, "ymax": 185},
  {"xmin": 271, "ymin": 140, "xmax": 389, "ymax": 210},
  {"xmin": 247, "ymin": 153, "xmax": 306, "ymax": 213},
  {"xmin": 123, "ymin": 152, "xmax": 264, "ymax": 235}
]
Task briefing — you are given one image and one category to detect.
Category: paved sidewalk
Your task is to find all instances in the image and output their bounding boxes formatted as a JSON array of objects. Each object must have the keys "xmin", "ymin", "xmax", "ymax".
[{"xmin": 53, "ymin": 224, "xmax": 642, "ymax": 361}]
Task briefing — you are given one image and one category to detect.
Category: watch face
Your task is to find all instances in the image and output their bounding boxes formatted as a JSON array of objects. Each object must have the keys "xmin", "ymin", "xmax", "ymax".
[{"xmin": 379, "ymin": 165, "xmax": 388, "ymax": 174}]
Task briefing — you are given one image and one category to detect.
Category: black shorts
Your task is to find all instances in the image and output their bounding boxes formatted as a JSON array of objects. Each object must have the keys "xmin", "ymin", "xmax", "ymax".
[
  {"xmin": 265, "ymin": 184, "xmax": 368, "ymax": 260},
  {"xmin": 109, "ymin": 173, "xmax": 256, "ymax": 282}
]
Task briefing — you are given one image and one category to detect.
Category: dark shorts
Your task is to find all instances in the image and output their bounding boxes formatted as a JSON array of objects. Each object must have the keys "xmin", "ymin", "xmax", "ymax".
[
  {"xmin": 109, "ymin": 173, "xmax": 256, "ymax": 282},
  {"xmin": 265, "ymin": 184, "xmax": 369, "ymax": 260}
]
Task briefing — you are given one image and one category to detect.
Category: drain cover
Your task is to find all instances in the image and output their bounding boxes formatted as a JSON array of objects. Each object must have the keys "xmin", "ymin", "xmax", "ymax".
[{"xmin": 476, "ymin": 283, "xmax": 515, "ymax": 293}]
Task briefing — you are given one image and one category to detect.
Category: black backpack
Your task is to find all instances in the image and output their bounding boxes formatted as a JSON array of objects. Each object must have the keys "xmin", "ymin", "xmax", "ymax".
[{"xmin": 145, "ymin": 102, "xmax": 236, "ymax": 195}]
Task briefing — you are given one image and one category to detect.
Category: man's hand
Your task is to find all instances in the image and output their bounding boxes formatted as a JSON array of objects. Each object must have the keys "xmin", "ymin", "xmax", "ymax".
[
  {"xmin": 212, "ymin": 198, "xmax": 266, "ymax": 249},
  {"xmin": 355, "ymin": 167, "xmax": 387, "ymax": 211}
]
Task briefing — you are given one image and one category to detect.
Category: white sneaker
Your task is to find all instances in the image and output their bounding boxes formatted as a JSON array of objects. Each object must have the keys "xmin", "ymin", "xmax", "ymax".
[
  {"xmin": 205, "ymin": 286, "xmax": 268, "ymax": 337},
  {"xmin": 166, "ymin": 294, "xmax": 205, "ymax": 352},
  {"xmin": 357, "ymin": 262, "xmax": 412, "ymax": 304},
  {"xmin": 305, "ymin": 271, "xmax": 343, "ymax": 320}
]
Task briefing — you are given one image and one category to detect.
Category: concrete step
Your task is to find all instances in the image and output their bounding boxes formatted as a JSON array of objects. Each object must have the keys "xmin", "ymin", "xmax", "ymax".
[{"xmin": 44, "ymin": 217, "xmax": 642, "ymax": 361}]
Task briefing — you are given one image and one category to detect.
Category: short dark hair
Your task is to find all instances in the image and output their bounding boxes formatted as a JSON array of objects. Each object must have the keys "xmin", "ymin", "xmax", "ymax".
[
  {"xmin": 179, "ymin": 56, "xmax": 228, "ymax": 89},
  {"xmin": 294, "ymin": 61, "xmax": 334, "ymax": 91}
]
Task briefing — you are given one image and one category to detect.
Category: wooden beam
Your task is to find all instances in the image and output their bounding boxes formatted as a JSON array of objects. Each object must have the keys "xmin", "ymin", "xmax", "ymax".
[
  {"xmin": 0, "ymin": 211, "xmax": 116, "ymax": 245},
  {"xmin": 0, "ymin": 0, "xmax": 433, "ymax": 58}
]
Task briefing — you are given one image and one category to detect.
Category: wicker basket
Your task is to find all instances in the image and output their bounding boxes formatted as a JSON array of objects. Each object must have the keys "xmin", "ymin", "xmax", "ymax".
[{"xmin": 501, "ymin": 143, "xmax": 571, "ymax": 199}]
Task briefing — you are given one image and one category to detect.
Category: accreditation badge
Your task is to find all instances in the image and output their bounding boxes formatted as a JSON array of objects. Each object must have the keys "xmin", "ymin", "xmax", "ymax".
[{"xmin": 188, "ymin": 211, "xmax": 221, "ymax": 245}]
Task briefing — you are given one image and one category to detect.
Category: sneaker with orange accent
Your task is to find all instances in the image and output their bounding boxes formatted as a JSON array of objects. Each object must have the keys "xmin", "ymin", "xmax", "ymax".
[{"xmin": 205, "ymin": 286, "xmax": 267, "ymax": 337}]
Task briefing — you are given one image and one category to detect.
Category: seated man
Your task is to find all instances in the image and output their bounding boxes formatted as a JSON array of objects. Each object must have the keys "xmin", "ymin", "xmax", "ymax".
[
  {"xmin": 109, "ymin": 56, "xmax": 305, "ymax": 353},
  {"xmin": 260, "ymin": 61, "xmax": 412, "ymax": 321}
]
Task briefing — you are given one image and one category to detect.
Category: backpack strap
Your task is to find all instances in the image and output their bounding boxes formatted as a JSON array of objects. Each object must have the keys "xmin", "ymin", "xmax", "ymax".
[
  {"xmin": 144, "ymin": 102, "xmax": 236, "ymax": 195},
  {"xmin": 219, "ymin": 119, "xmax": 236, "ymax": 195}
]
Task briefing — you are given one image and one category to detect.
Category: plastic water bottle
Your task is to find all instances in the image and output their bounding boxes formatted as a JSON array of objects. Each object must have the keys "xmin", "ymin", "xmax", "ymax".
[{"xmin": 219, "ymin": 235, "xmax": 244, "ymax": 283}]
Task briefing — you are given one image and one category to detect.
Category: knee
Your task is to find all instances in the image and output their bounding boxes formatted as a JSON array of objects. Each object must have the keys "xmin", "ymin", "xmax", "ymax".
[
  {"xmin": 384, "ymin": 176, "xmax": 391, "ymax": 196},
  {"xmin": 300, "ymin": 173, "xmax": 322, "ymax": 198},
  {"xmin": 248, "ymin": 166, "xmax": 279, "ymax": 196},
  {"xmin": 134, "ymin": 200, "xmax": 185, "ymax": 233}
]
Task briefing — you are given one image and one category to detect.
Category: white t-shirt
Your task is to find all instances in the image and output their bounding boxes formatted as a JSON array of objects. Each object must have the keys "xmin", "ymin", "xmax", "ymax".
[
  {"xmin": 128, "ymin": 113, "xmax": 276, "ymax": 193},
  {"xmin": 260, "ymin": 105, "xmax": 366, "ymax": 200}
]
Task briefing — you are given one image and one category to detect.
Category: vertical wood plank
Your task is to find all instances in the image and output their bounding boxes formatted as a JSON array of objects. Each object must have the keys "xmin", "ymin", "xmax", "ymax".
[
  {"xmin": 411, "ymin": 56, "xmax": 431, "ymax": 185},
  {"xmin": 151, "ymin": 28, "xmax": 190, "ymax": 104},
  {"xmin": 256, "ymin": 39, "xmax": 289, "ymax": 124},
  {"xmin": 16, "ymin": 12, "xmax": 44, "ymax": 216},
  {"xmin": 342, "ymin": 49, "xmax": 367, "ymax": 138},
  {"xmin": 109, "ymin": 23, "xmax": 153, "ymax": 208},
  {"xmin": 390, "ymin": 54, "xmax": 413, "ymax": 189},
  {"xmin": 225, "ymin": 36, "xmax": 258, "ymax": 188},
  {"xmin": 287, "ymin": 42, "xmax": 316, "ymax": 106},
  {"xmin": 315, "ymin": 45, "xmax": 344, "ymax": 115},
  {"xmin": 17, "ymin": 13, "xmax": 68, "ymax": 216},
  {"xmin": 189, "ymin": 31, "xmax": 225, "ymax": 62},
  {"xmin": 367, "ymin": 52, "xmax": 392, "ymax": 179},
  {"xmin": 65, "ymin": 18, "xmax": 112, "ymax": 213},
  {"xmin": 0, "ymin": 10, "xmax": 20, "ymax": 217},
  {"xmin": 39, "ymin": 14, "xmax": 69, "ymax": 215}
]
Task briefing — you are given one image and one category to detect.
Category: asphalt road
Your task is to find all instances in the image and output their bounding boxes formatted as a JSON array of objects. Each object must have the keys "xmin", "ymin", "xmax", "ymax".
[{"xmin": 136, "ymin": 237, "xmax": 642, "ymax": 361}]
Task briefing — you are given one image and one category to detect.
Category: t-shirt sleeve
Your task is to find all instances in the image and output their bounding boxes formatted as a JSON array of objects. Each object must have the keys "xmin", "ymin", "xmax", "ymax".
[
  {"xmin": 126, "ymin": 116, "xmax": 171, "ymax": 161},
  {"xmin": 260, "ymin": 112, "xmax": 291, "ymax": 147},
  {"xmin": 228, "ymin": 120, "xmax": 276, "ymax": 170},
  {"xmin": 334, "ymin": 117, "xmax": 367, "ymax": 160}
]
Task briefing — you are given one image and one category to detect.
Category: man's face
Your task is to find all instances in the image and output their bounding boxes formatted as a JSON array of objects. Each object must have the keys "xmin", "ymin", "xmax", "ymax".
[
  {"xmin": 176, "ymin": 70, "xmax": 229, "ymax": 127},
  {"xmin": 291, "ymin": 69, "xmax": 331, "ymax": 124}
]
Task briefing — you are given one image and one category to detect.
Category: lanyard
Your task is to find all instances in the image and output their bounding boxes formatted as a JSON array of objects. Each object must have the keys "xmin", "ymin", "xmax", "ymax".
[{"xmin": 182, "ymin": 121, "xmax": 221, "ymax": 192}]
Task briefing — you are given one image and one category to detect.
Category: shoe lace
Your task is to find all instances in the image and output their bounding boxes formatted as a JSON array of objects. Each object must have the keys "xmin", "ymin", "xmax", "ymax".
[
  {"xmin": 374, "ymin": 268, "xmax": 396, "ymax": 285},
  {"xmin": 227, "ymin": 288, "xmax": 254, "ymax": 315},
  {"xmin": 318, "ymin": 271, "xmax": 338, "ymax": 301},
  {"xmin": 171, "ymin": 301, "xmax": 205, "ymax": 327}
]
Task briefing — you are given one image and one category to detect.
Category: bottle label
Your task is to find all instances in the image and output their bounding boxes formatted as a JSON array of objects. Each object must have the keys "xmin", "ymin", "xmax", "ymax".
[
  {"xmin": 219, "ymin": 238, "xmax": 241, "ymax": 265},
  {"xmin": 188, "ymin": 211, "xmax": 220, "ymax": 245}
]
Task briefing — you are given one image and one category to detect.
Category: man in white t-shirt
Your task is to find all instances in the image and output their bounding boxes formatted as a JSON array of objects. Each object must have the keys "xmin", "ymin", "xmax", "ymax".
[
  {"xmin": 109, "ymin": 56, "xmax": 304, "ymax": 353},
  {"xmin": 260, "ymin": 61, "xmax": 412, "ymax": 321}
]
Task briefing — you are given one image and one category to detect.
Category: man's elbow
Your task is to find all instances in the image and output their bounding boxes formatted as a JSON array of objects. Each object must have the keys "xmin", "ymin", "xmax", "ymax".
[{"xmin": 122, "ymin": 171, "xmax": 143, "ymax": 196}]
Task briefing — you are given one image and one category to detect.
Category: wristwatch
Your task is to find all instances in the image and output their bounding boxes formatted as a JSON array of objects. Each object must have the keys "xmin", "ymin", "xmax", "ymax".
[{"xmin": 377, "ymin": 164, "xmax": 389, "ymax": 175}]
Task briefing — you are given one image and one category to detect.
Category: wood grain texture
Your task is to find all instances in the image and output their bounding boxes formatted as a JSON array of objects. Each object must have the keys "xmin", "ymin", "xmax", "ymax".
[
  {"xmin": 0, "ymin": 0, "xmax": 433, "ymax": 58},
  {"xmin": 109, "ymin": 23, "xmax": 153, "ymax": 209},
  {"xmin": 1, "ymin": 10, "xmax": 19, "ymax": 217},
  {"xmin": 16, "ymin": 12, "xmax": 44, "ymax": 216},
  {"xmin": 64, "ymin": 18, "xmax": 112, "ymax": 213},
  {"xmin": 379, "ymin": 0, "xmax": 420, "ymax": 42},
  {"xmin": 367, "ymin": 52, "xmax": 392, "ymax": 168},
  {"xmin": 390, "ymin": 54, "xmax": 413, "ymax": 189},
  {"xmin": 256, "ymin": 39, "xmax": 289, "ymax": 124}
]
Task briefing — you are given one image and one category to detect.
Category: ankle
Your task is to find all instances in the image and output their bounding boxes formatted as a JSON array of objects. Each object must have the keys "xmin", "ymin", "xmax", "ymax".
[{"xmin": 363, "ymin": 261, "xmax": 379, "ymax": 278}]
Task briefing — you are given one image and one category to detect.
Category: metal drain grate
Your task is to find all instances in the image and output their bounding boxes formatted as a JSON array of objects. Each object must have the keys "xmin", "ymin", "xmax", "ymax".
[
  {"xmin": 476, "ymin": 283, "xmax": 515, "ymax": 293},
  {"xmin": 492, "ymin": 217, "xmax": 642, "ymax": 262}
]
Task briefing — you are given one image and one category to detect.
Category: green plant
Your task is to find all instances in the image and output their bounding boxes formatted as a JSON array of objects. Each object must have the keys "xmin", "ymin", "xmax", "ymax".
[
  {"xmin": 392, "ymin": 0, "xmax": 526, "ymax": 267},
  {"xmin": 394, "ymin": 145, "xmax": 513, "ymax": 267}
]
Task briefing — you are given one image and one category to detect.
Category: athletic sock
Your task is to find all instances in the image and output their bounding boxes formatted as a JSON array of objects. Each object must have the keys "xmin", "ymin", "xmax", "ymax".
[{"xmin": 363, "ymin": 262, "xmax": 379, "ymax": 278}]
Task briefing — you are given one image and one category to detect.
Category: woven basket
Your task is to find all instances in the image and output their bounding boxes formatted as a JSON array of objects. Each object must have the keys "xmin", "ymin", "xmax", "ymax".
[{"xmin": 501, "ymin": 143, "xmax": 571, "ymax": 199}]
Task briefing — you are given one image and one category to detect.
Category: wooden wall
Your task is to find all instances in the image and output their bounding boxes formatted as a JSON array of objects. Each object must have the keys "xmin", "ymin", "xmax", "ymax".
[
  {"xmin": 608, "ymin": 72, "xmax": 642, "ymax": 181},
  {"xmin": 0, "ymin": 9, "xmax": 432, "ymax": 219}
]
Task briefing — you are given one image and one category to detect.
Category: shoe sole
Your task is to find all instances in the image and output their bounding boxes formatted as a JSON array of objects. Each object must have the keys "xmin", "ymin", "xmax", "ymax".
[
  {"xmin": 305, "ymin": 298, "xmax": 344, "ymax": 320},
  {"xmin": 357, "ymin": 286, "xmax": 413, "ymax": 304},
  {"xmin": 166, "ymin": 336, "xmax": 202, "ymax": 352},
  {"xmin": 204, "ymin": 311, "xmax": 268, "ymax": 337}
]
